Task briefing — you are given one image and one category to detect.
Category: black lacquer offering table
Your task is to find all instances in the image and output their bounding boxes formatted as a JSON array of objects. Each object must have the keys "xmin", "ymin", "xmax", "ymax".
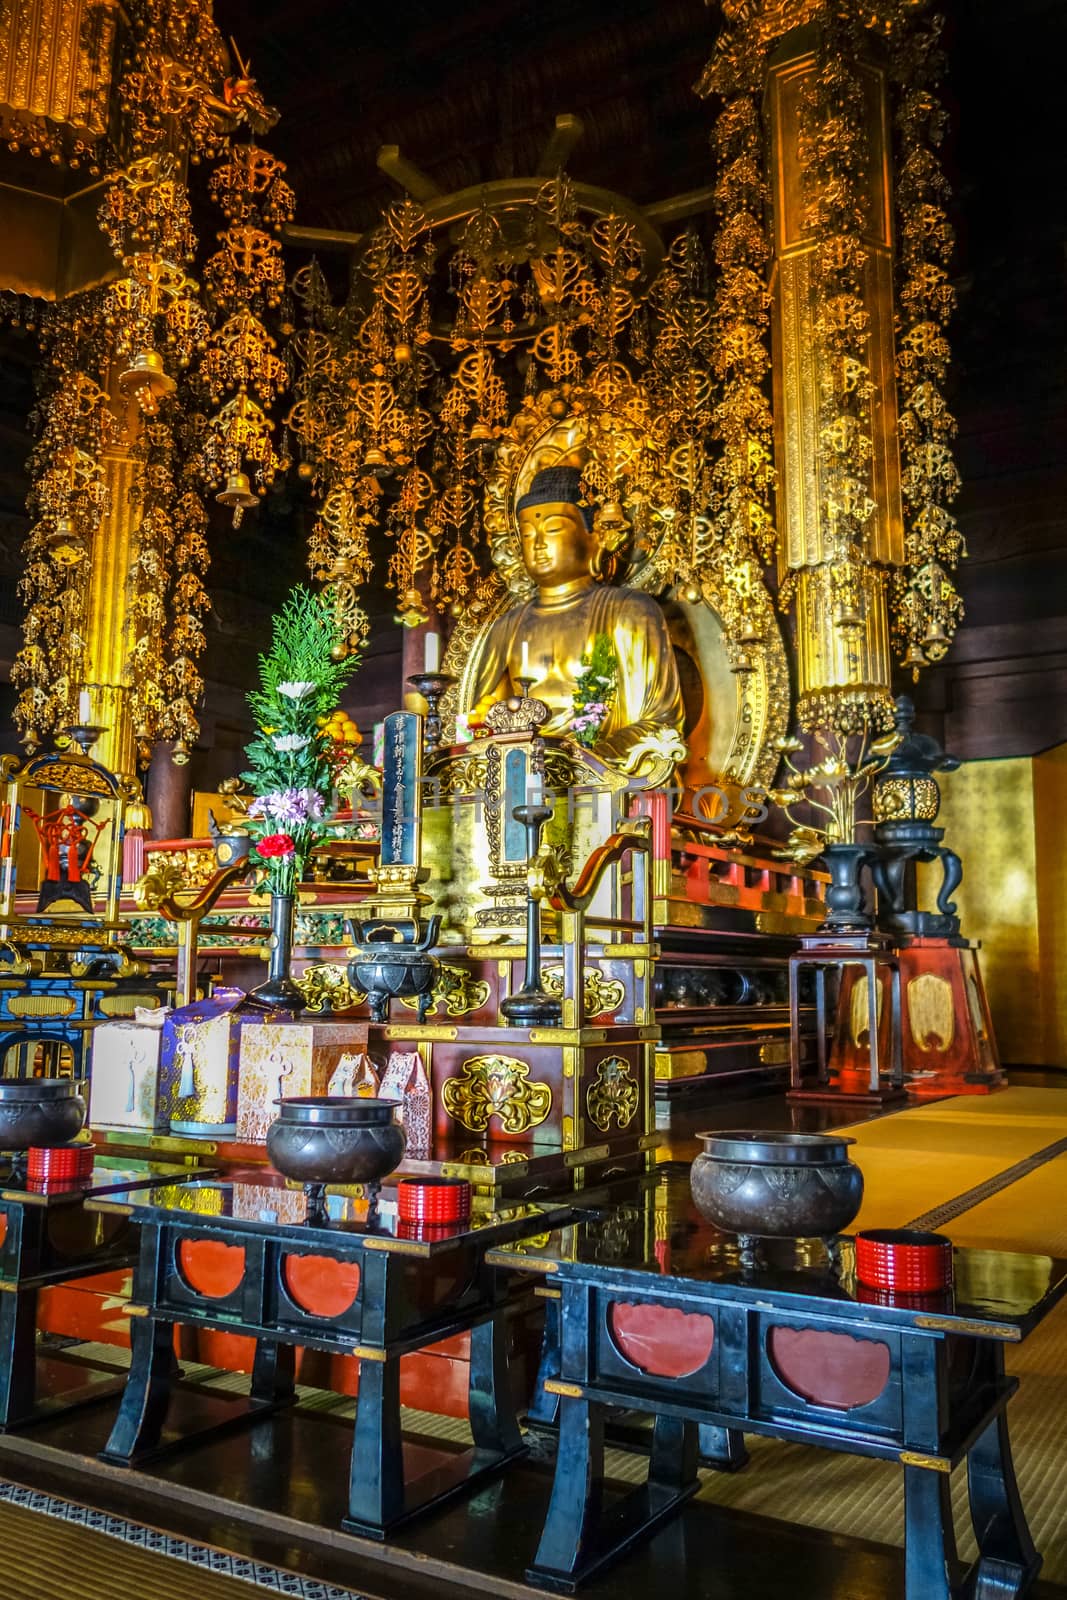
[
  {"xmin": 0, "ymin": 1156, "xmax": 199, "ymax": 1431},
  {"xmin": 87, "ymin": 1172, "xmax": 575, "ymax": 1538},
  {"xmin": 488, "ymin": 1169, "xmax": 1067, "ymax": 1599}
]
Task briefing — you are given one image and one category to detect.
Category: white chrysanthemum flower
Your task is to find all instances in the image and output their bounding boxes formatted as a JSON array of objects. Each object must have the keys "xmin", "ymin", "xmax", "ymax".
[
  {"xmin": 272, "ymin": 733, "xmax": 310, "ymax": 752},
  {"xmin": 277, "ymin": 681, "xmax": 317, "ymax": 699}
]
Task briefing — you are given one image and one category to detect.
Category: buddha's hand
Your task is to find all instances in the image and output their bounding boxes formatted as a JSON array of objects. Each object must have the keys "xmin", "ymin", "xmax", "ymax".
[{"xmin": 597, "ymin": 724, "xmax": 688, "ymax": 786}]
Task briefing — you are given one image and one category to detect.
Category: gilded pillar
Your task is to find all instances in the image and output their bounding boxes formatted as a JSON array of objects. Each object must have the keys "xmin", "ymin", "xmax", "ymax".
[
  {"xmin": 81, "ymin": 383, "xmax": 140, "ymax": 781},
  {"xmin": 765, "ymin": 19, "xmax": 904, "ymax": 730}
]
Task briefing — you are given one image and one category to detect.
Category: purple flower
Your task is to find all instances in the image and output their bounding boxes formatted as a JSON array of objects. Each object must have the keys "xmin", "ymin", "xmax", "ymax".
[{"xmin": 250, "ymin": 787, "xmax": 325, "ymax": 826}]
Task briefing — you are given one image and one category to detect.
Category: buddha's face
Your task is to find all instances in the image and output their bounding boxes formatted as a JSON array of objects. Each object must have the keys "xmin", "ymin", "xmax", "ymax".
[{"xmin": 518, "ymin": 502, "xmax": 595, "ymax": 587}]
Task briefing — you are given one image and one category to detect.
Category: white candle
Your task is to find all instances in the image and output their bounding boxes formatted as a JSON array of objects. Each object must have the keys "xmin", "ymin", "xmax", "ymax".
[
  {"xmin": 526, "ymin": 768, "xmax": 543, "ymax": 804},
  {"xmin": 78, "ymin": 689, "xmax": 90, "ymax": 724},
  {"xmin": 424, "ymin": 631, "xmax": 440, "ymax": 672},
  {"xmin": 520, "ymin": 638, "xmax": 530, "ymax": 679}
]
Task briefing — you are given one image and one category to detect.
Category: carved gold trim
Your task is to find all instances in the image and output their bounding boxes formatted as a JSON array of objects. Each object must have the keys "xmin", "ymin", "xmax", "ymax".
[
  {"xmin": 543, "ymin": 965, "xmax": 626, "ymax": 1017},
  {"xmin": 585, "ymin": 1055, "xmax": 640, "ymax": 1132},
  {"xmin": 6, "ymin": 994, "xmax": 77, "ymax": 1018},
  {"xmin": 441, "ymin": 1054, "xmax": 552, "ymax": 1135}
]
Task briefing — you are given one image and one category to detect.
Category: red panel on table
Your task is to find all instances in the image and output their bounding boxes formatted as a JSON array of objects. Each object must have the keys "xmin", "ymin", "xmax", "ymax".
[
  {"xmin": 768, "ymin": 1326, "xmax": 891, "ymax": 1410},
  {"xmin": 177, "ymin": 1238, "xmax": 245, "ymax": 1299},
  {"xmin": 607, "ymin": 1301, "xmax": 715, "ymax": 1379},
  {"xmin": 283, "ymin": 1253, "xmax": 361, "ymax": 1319},
  {"xmin": 0, "ymin": 1213, "xmax": 7, "ymax": 1249}
]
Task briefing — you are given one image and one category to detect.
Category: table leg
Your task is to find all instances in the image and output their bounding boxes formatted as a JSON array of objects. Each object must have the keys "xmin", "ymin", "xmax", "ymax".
[
  {"xmin": 528, "ymin": 1393, "xmax": 605, "ymax": 1588},
  {"xmin": 100, "ymin": 1316, "xmax": 175, "ymax": 1463},
  {"xmin": 866, "ymin": 960, "xmax": 880, "ymax": 1093},
  {"xmin": 698, "ymin": 1423, "xmax": 749, "ymax": 1473},
  {"xmin": 469, "ymin": 1314, "xmax": 523, "ymax": 1457},
  {"xmin": 343, "ymin": 1356, "xmax": 405, "ymax": 1539},
  {"xmin": 527, "ymin": 1296, "xmax": 561, "ymax": 1427},
  {"xmin": 816, "ymin": 968, "xmax": 828, "ymax": 1084},
  {"xmin": 967, "ymin": 1408, "xmax": 1041, "ymax": 1595},
  {"xmin": 903, "ymin": 1463, "xmax": 958, "ymax": 1600},
  {"xmin": 890, "ymin": 963, "xmax": 904, "ymax": 1089},
  {"xmin": 649, "ymin": 1415, "xmax": 698, "ymax": 1492},
  {"xmin": 0, "ymin": 1288, "xmax": 38, "ymax": 1429},
  {"xmin": 789, "ymin": 962, "xmax": 802, "ymax": 1090},
  {"xmin": 250, "ymin": 1338, "xmax": 296, "ymax": 1406}
]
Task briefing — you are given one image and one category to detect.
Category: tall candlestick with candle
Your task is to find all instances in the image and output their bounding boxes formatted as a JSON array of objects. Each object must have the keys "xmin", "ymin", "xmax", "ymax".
[
  {"xmin": 517, "ymin": 638, "xmax": 533, "ymax": 697},
  {"xmin": 407, "ymin": 633, "xmax": 455, "ymax": 756}
]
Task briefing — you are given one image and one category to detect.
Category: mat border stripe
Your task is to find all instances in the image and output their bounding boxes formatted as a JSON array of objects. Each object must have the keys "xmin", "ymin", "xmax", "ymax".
[
  {"xmin": 0, "ymin": 1479, "xmax": 367, "ymax": 1600},
  {"xmin": 907, "ymin": 1136, "xmax": 1067, "ymax": 1231}
]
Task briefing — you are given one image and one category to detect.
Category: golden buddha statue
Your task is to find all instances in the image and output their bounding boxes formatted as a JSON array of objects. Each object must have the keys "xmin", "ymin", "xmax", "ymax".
[{"xmin": 469, "ymin": 466, "xmax": 686, "ymax": 771}]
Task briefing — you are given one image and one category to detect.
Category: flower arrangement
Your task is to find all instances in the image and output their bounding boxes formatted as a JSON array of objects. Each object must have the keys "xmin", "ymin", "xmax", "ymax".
[
  {"xmin": 569, "ymin": 633, "xmax": 618, "ymax": 750},
  {"xmin": 766, "ymin": 724, "xmax": 901, "ymax": 857},
  {"xmin": 242, "ymin": 587, "xmax": 360, "ymax": 895}
]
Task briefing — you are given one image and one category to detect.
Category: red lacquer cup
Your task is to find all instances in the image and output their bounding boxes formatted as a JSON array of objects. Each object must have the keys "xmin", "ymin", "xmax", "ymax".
[
  {"xmin": 26, "ymin": 1144, "xmax": 94, "ymax": 1183},
  {"xmin": 854, "ymin": 1228, "xmax": 953, "ymax": 1292},
  {"xmin": 396, "ymin": 1177, "xmax": 472, "ymax": 1226}
]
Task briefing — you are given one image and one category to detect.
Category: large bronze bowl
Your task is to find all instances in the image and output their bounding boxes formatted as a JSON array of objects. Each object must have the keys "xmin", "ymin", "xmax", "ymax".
[
  {"xmin": 266, "ymin": 1097, "xmax": 406, "ymax": 1218},
  {"xmin": 0, "ymin": 1078, "xmax": 87, "ymax": 1153},
  {"xmin": 690, "ymin": 1130, "xmax": 864, "ymax": 1263}
]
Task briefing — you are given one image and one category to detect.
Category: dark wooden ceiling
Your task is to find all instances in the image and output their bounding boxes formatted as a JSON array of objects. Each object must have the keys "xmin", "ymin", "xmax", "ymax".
[{"xmin": 218, "ymin": 0, "xmax": 714, "ymax": 229}]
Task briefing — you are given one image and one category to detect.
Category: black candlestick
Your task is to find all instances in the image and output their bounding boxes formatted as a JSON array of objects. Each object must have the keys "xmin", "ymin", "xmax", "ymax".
[
  {"xmin": 500, "ymin": 801, "xmax": 562, "ymax": 1028},
  {"xmin": 406, "ymin": 671, "xmax": 456, "ymax": 753},
  {"xmin": 64, "ymin": 724, "xmax": 108, "ymax": 759}
]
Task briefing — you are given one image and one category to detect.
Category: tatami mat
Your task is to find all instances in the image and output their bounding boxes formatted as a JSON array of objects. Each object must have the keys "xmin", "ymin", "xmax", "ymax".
[
  {"xmin": 838, "ymin": 1087, "xmax": 1067, "ymax": 1231},
  {"xmin": 0, "ymin": 1486, "xmax": 363, "ymax": 1600},
  {"xmin": 946, "ymin": 1152, "xmax": 1067, "ymax": 1257}
]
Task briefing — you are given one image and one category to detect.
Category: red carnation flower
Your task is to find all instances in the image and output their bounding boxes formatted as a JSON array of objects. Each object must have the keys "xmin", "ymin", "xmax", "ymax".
[{"xmin": 256, "ymin": 832, "xmax": 296, "ymax": 859}]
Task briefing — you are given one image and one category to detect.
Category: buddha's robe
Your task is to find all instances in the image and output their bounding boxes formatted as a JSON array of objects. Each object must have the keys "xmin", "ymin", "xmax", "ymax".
[{"xmin": 469, "ymin": 583, "xmax": 685, "ymax": 764}]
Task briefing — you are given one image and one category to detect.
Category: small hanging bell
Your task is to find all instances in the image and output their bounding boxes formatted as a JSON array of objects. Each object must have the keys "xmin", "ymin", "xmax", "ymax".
[
  {"xmin": 903, "ymin": 643, "xmax": 927, "ymax": 669},
  {"xmin": 596, "ymin": 500, "xmax": 628, "ymax": 534},
  {"xmin": 45, "ymin": 513, "xmax": 87, "ymax": 566},
  {"xmin": 739, "ymin": 613, "xmax": 764, "ymax": 645},
  {"xmin": 833, "ymin": 601, "xmax": 863, "ymax": 630},
  {"xmin": 922, "ymin": 618, "xmax": 949, "ymax": 647},
  {"xmin": 730, "ymin": 649, "xmax": 755, "ymax": 674},
  {"xmin": 216, "ymin": 471, "xmax": 258, "ymax": 527},
  {"xmin": 363, "ymin": 446, "xmax": 389, "ymax": 470},
  {"xmin": 117, "ymin": 349, "xmax": 176, "ymax": 415}
]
